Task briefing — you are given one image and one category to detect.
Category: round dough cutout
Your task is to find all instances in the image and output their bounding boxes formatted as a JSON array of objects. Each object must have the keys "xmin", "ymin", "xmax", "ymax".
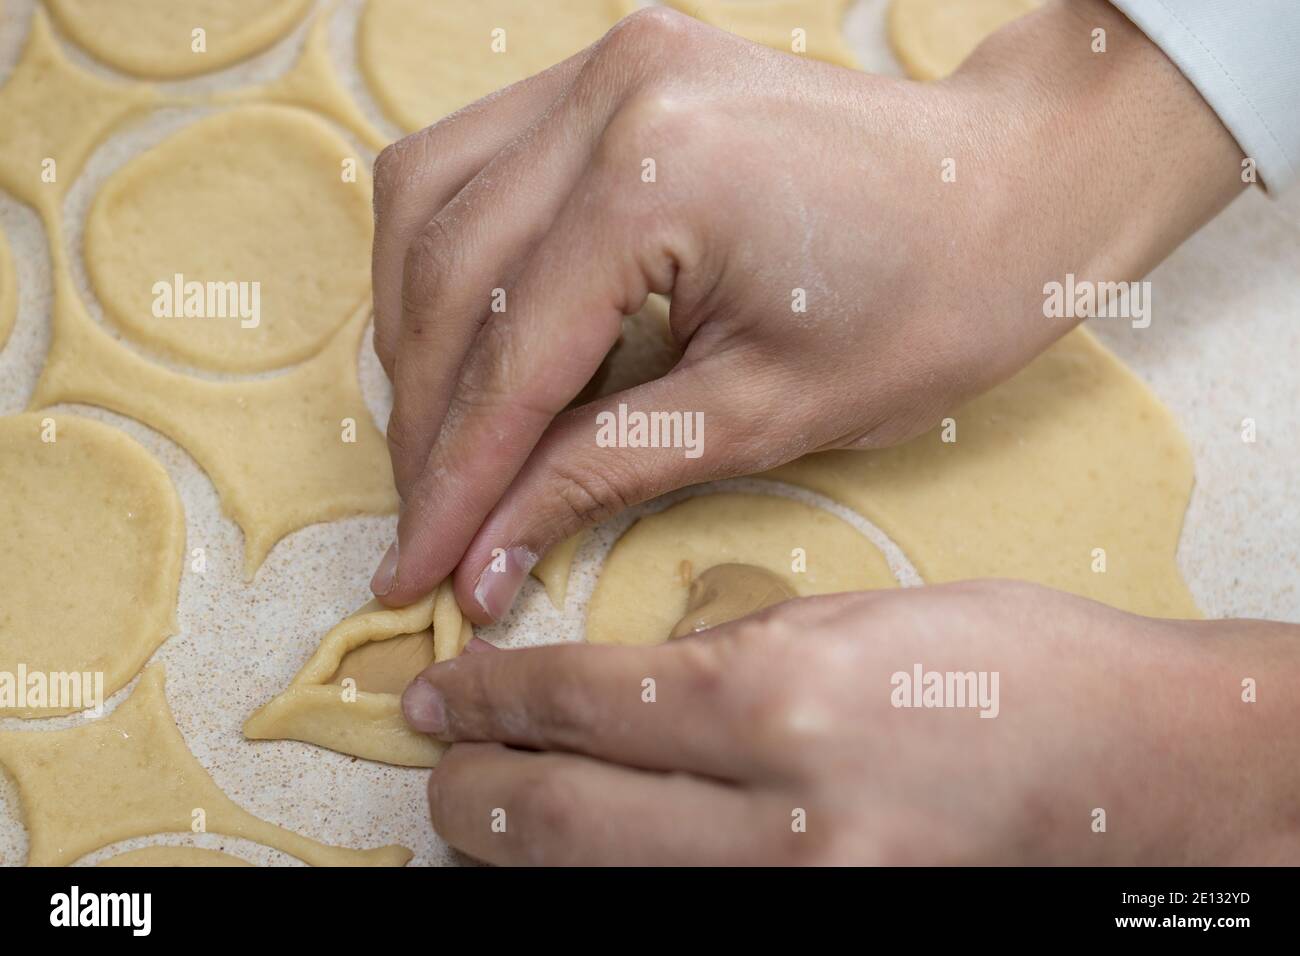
[
  {"xmin": 45, "ymin": 0, "xmax": 312, "ymax": 79},
  {"xmin": 85, "ymin": 104, "xmax": 373, "ymax": 372},
  {"xmin": 586, "ymin": 492, "xmax": 896, "ymax": 646},
  {"xmin": 0, "ymin": 413, "xmax": 184, "ymax": 717}
]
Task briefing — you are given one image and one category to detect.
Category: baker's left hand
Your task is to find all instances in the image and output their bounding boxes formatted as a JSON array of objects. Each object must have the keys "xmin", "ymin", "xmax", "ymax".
[{"xmin": 400, "ymin": 580, "xmax": 1300, "ymax": 865}]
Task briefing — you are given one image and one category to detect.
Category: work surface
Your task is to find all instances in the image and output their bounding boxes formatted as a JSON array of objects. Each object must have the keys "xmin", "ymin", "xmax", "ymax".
[{"xmin": 0, "ymin": 0, "xmax": 1296, "ymax": 867}]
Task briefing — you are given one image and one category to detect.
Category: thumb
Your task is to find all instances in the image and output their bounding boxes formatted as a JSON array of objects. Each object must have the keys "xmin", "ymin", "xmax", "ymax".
[{"xmin": 451, "ymin": 352, "xmax": 801, "ymax": 623}]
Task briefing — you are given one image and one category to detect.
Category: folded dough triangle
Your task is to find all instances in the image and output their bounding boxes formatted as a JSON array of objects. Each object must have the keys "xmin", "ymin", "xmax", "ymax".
[{"xmin": 244, "ymin": 582, "xmax": 470, "ymax": 767}]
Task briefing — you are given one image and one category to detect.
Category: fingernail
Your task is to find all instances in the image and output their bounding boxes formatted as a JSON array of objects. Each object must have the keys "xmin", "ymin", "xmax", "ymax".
[
  {"xmin": 370, "ymin": 540, "xmax": 399, "ymax": 596},
  {"xmin": 462, "ymin": 637, "xmax": 499, "ymax": 654},
  {"xmin": 472, "ymin": 546, "xmax": 538, "ymax": 621},
  {"xmin": 402, "ymin": 678, "xmax": 447, "ymax": 734}
]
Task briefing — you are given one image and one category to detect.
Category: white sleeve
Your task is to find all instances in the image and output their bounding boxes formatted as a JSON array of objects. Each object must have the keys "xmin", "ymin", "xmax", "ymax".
[{"xmin": 1107, "ymin": 0, "xmax": 1300, "ymax": 194}]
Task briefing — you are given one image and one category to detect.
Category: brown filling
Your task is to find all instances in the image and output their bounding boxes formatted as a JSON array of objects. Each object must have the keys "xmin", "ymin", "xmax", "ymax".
[
  {"xmin": 669, "ymin": 563, "xmax": 797, "ymax": 640},
  {"xmin": 328, "ymin": 630, "xmax": 435, "ymax": 695}
]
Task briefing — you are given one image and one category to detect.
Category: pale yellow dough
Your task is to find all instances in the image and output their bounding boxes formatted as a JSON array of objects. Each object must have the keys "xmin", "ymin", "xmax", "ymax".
[
  {"xmin": 587, "ymin": 493, "xmax": 896, "ymax": 646},
  {"xmin": 99, "ymin": 846, "xmax": 253, "ymax": 867},
  {"xmin": 0, "ymin": 224, "xmax": 14, "ymax": 349},
  {"xmin": 218, "ymin": 5, "xmax": 390, "ymax": 152},
  {"xmin": 244, "ymin": 583, "xmax": 469, "ymax": 767},
  {"xmin": 768, "ymin": 330, "xmax": 1200, "ymax": 618},
  {"xmin": 0, "ymin": 9, "xmax": 156, "ymax": 229},
  {"xmin": 888, "ymin": 0, "xmax": 1039, "ymax": 81},
  {"xmin": 85, "ymin": 104, "xmax": 373, "ymax": 372},
  {"xmin": 532, "ymin": 531, "xmax": 587, "ymax": 609},
  {"xmin": 0, "ymin": 413, "xmax": 184, "ymax": 718},
  {"xmin": 358, "ymin": 0, "xmax": 631, "ymax": 133},
  {"xmin": 45, "ymin": 0, "xmax": 312, "ymax": 79},
  {"xmin": 0, "ymin": 666, "xmax": 410, "ymax": 867},
  {"xmin": 668, "ymin": 0, "xmax": 859, "ymax": 68},
  {"xmin": 31, "ymin": 272, "xmax": 398, "ymax": 578}
]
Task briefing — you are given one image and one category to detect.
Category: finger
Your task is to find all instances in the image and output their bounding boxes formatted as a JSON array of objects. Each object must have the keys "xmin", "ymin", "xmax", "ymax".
[
  {"xmin": 383, "ymin": 11, "xmax": 690, "ymax": 498},
  {"xmin": 375, "ymin": 132, "xmax": 682, "ymax": 607},
  {"xmin": 453, "ymin": 347, "xmax": 806, "ymax": 622},
  {"xmin": 429, "ymin": 742, "xmax": 783, "ymax": 866},
  {"xmin": 400, "ymin": 637, "xmax": 776, "ymax": 781},
  {"xmin": 370, "ymin": 46, "xmax": 595, "ymax": 377}
]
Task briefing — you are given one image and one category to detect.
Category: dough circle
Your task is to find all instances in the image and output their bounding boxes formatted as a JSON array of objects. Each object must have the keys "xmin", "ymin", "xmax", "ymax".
[
  {"xmin": 887, "ymin": 0, "xmax": 1039, "ymax": 81},
  {"xmin": 358, "ymin": 0, "xmax": 631, "ymax": 133},
  {"xmin": 0, "ymin": 413, "xmax": 184, "ymax": 718},
  {"xmin": 84, "ymin": 104, "xmax": 373, "ymax": 372},
  {"xmin": 45, "ymin": 0, "xmax": 312, "ymax": 79},
  {"xmin": 587, "ymin": 493, "xmax": 896, "ymax": 646}
]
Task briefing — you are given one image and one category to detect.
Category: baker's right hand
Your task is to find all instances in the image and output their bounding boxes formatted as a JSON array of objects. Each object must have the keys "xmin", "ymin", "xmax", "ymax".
[{"xmin": 369, "ymin": 1, "xmax": 1243, "ymax": 620}]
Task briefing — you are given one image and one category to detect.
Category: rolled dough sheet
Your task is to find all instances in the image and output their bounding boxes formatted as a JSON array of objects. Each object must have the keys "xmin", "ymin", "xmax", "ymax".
[
  {"xmin": 667, "ymin": 0, "xmax": 859, "ymax": 68},
  {"xmin": 0, "ymin": 9, "xmax": 157, "ymax": 230},
  {"xmin": 217, "ymin": 6, "xmax": 391, "ymax": 152},
  {"xmin": 888, "ymin": 0, "xmax": 1040, "ymax": 81},
  {"xmin": 99, "ymin": 846, "xmax": 254, "ymax": 867},
  {"xmin": 0, "ymin": 413, "xmax": 184, "ymax": 718},
  {"xmin": 587, "ymin": 492, "xmax": 897, "ymax": 646},
  {"xmin": 358, "ymin": 0, "xmax": 632, "ymax": 133},
  {"xmin": 85, "ymin": 104, "xmax": 373, "ymax": 373},
  {"xmin": 31, "ymin": 269, "xmax": 396, "ymax": 577},
  {"xmin": 44, "ymin": 0, "xmax": 312, "ymax": 79},
  {"xmin": 0, "ymin": 666, "xmax": 411, "ymax": 867},
  {"xmin": 768, "ymin": 329, "xmax": 1200, "ymax": 618},
  {"xmin": 0, "ymin": 223, "xmax": 13, "ymax": 349},
  {"xmin": 244, "ymin": 586, "xmax": 465, "ymax": 767}
]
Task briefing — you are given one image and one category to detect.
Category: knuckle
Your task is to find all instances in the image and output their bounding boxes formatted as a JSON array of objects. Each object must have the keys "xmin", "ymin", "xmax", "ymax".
[
  {"xmin": 400, "ymin": 219, "xmax": 456, "ymax": 320},
  {"xmin": 547, "ymin": 462, "xmax": 636, "ymax": 529},
  {"xmin": 372, "ymin": 133, "xmax": 427, "ymax": 214},
  {"xmin": 603, "ymin": 6, "xmax": 693, "ymax": 58}
]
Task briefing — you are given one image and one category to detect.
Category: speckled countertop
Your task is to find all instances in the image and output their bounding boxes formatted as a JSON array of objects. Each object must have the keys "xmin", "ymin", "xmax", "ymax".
[{"xmin": 0, "ymin": 0, "xmax": 1296, "ymax": 866}]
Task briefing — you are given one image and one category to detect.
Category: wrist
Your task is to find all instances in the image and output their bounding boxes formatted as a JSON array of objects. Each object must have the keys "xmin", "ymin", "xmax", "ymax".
[{"xmin": 950, "ymin": 0, "xmax": 1245, "ymax": 291}]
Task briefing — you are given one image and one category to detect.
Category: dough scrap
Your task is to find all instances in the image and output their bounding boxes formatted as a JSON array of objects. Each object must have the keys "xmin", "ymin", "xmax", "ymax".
[
  {"xmin": 0, "ymin": 666, "xmax": 411, "ymax": 867},
  {"xmin": 532, "ymin": 531, "xmax": 587, "ymax": 610},
  {"xmin": 85, "ymin": 104, "xmax": 373, "ymax": 372},
  {"xmin": 0, "ymin": 413, "xmax": 184, "ymax": 718},
  {"xmin": 218, "ymin": 5, "xmax": 390, "ymax": 152},
  {"xmin": 31, "ymin": 271, "xmax": 398, "ymax": 578},
  {"xmin": 588, "ymin": 493, "xmax": 896, "ymax": 646},
  {"xmin": 99, "ymin": 846, "xmax": 254, "ymax": 867},
  {"xmin": 0, "ymin": 223, "xmax": 14, "ymax": 349},
  {"xmin": 45, "ymin": 0, "xmax": 312, "ymax": 79},
  {"xmin": 667, "ymin": 0, "xmax": 859, "ymax": 68},
  {"xmin": 0, "ymin": 9, "xmax": 156, "ymax": 228},
  {"xmin": 888, "ymin": 0, "xmax": 1039, "ymax": 81},
  {"xmin": 767, "ymin": 329, "xmax": 1200, "ymax": 618},
  {"xmin": 358, "ymin": 0, "xmax": 631, "ymax": 133},
  {"xmin": 244, "ymin": 584, "xmax": 468, "ymax": 767}
]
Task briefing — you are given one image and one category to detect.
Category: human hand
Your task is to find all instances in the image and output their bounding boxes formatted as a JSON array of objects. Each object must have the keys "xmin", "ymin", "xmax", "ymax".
[
  {"xmin": 400, "ymin": 580, "xmax": 1299, "ymax": 865},
  {"xmin": 369, "ymin": 1, "xmax": 1244, "ymax": 618}
]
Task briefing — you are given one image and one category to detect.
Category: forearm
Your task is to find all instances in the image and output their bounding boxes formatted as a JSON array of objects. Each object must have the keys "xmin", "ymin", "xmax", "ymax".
[
  {"xmin": 1174, "ymin": 617, "xmax": 1300, "ymax": 864},
  {"xmin": 952, "ymin": 0, "xmax": 1246, "ymax": 290}
]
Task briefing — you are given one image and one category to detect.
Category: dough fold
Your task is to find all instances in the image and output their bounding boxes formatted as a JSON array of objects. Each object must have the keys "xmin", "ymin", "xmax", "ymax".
[{"xmin": 244, "ymin": 583, "xmax": 469, "ymax": 767}]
